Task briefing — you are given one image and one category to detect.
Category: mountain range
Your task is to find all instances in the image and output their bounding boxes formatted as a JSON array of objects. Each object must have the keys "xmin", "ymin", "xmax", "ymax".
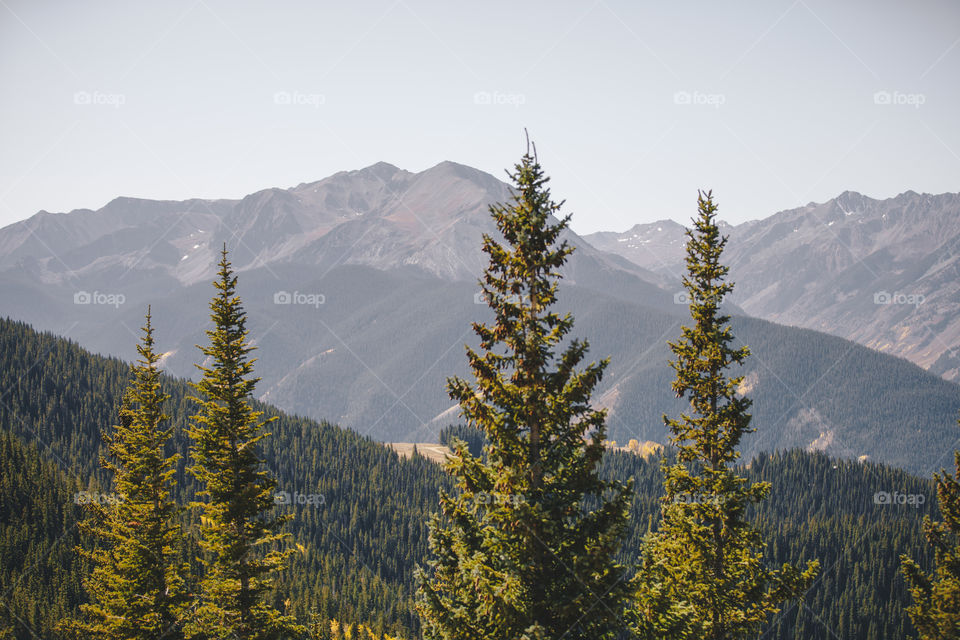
[
  {"xmin": 1, "ymin": 162, "xmax": 958, "ymax": 474},
  {"xmin": 586, "ymin": 190, "xmax": 960, "ymax": 382}
]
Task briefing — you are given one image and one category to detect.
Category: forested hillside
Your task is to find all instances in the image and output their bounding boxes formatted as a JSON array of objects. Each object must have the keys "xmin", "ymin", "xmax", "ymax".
[
  {"xmin": 0, "ymin": 317, "xmax": 940, "ymax": 639},
  {"xmin": 445, "ymin": 424, "xmax": 938, "ymax": 640},
  {"xmin": 0, "ymin": 316, "xmax": 445, "ymax": 638}
]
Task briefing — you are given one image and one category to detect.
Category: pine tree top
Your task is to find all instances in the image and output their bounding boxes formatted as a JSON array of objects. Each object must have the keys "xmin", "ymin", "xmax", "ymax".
[
  {"xmin": 419, "ymin": 140, "xmax": 632, "ymax": 640},
  {"xmin": 667, "ymin": 190, "xmax": 752, "ymax": 468}
]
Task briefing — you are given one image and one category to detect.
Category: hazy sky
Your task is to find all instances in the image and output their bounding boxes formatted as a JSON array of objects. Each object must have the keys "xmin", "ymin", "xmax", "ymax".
[{"xmin": 1, "ymin": 0, "xmax": 958, "ymax": 234}]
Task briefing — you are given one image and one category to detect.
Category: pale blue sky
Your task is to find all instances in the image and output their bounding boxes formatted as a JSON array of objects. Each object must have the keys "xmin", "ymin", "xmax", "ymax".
[{"xmin": 1, "ymin": 0, "xmax": 958, "ymax": 233}]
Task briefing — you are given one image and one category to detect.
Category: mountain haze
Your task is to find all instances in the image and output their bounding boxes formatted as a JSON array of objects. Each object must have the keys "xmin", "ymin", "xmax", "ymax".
[
  {"xmin": 0, "ymin": 161, "xmax": 671, "ymax": 295},
  {"xmin": 1, "ymin": 165, "xmax": 958, "ymax": 473},
  {"xmin": 586, "ymin": 190, "xmax": 960, "ymax": 381}
]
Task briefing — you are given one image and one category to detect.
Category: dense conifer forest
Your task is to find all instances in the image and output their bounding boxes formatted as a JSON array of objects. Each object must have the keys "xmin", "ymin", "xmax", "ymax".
[{"xmin": 0, "ymin": 308, "xmax": 943, "ymax": 639}]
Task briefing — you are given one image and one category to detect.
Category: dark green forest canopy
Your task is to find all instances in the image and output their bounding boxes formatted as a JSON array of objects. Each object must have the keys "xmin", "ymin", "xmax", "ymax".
[{"xmin": 0, "ymin": 317, "xmax": 941, "ymax": 639}]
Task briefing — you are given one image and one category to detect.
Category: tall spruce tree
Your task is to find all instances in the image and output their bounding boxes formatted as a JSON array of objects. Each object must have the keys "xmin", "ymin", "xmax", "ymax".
[
  {"xmin": 416, "ymin": 141, "xmax": 632, "ymax": 640},
  {"xmin": 186, "ymin": 246, "xmax": 302, "ymax": 640},
  {"xmin": 63, "ymin": 308, "xmax": 189, "ymax": 640},
  {"xmin": 902, "ymin": 427, "xmax": 960, "ymax": 639},
  {"xmin": 631, "ymin": 191, "xmax": 819, "ymax": 640}
]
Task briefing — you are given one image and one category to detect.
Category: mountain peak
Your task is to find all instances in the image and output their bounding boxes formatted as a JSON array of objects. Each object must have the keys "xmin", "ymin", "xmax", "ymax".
[
  {"xmin": 828, "ymin": 190, "xmax": 873, "ymax": 217},
  {"xmin": 626, "ymin": 219, "xmax": 685, "ymax": 233},
  {"xmin": 430, "ymin": 159, "xmax": 480, "ymax": 172},
  {"xmin": 424, "ymin": 160, "xmax": 497, "ymax": 179},
  {"xmin": 836, "ymin": 190, "xmax": 864, "ymax": 199},
  {"xmin": 358, "ymin": 161, "xmax": 403, "ymax": 180},
  {"xmin": 416, "ymin": 161, "xmax": 507, "ymax": 197},
  {"xmin": 103, "ymin": 195, "xmax": 141, "ymax": 207}
]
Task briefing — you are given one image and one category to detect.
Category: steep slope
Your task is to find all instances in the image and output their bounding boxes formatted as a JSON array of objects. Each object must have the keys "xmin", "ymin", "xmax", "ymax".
[
  {"xmin": 586, "ymin": 191, "xmax": 960, "ymax": 380},
  {"xmin": 1, "ymin": 171, "xmax": 958, "ymax": 470},
  {"xmin": 3, "ymin": 257, "xmax": 956, "ymax": 473},
  {"xmin": 0, "ymin": 319, "xmax": 940, "ymax": 640},
  {"xmin": 726, "ymin": 191, "xmax": 960, "ymax": 379},
  {"xmin": 0, "ymin": 161, "xmax": 671, "ymax": 296},
  {"xmin": 0, "ymin": 317, "xmax": 446, "ymax": 638},
  {"xmin": 584, "ymin": 218, "xmax": 688, "ymax": 275},
  {"xmin": 0, "ymin": 432, "xmax": 86, "ymax": 640}
]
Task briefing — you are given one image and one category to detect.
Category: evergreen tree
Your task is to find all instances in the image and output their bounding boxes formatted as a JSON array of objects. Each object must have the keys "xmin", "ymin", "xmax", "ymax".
[
  {"xmin": 631, "ymin": 191, "xmax": 819, "ymax": 640},
  {"xmin": 0, "ymin": 313, "xmax": 950, "ymax": 640},
  {"xmin": 186, "ymin": 246, "xmax": 303, "ymax": 639},
  {"xmin": 63, "ymin": 308, "xmax": 189, "ymax": 639},
  {"xmin": 902, "ymin": 422, "xmax": 960, "ymax": 639},
  {"xmin": 416, "ymin": 140, "xmax": 632, "ymax": 640}
]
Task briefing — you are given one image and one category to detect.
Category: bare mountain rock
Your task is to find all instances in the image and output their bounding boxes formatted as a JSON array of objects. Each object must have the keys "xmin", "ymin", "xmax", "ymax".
[
  {"xmin": 1, "ymin": 166, "xmax": 957, "ymax": 473},
  {"xmin": 586, "ymin": 190, "xmax": 960, "ymax": 381}
]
